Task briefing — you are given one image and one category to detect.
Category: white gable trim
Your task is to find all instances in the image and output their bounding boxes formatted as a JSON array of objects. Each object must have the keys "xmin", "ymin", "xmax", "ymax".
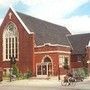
[
  {"xmin": 88, "ymin": 41, "xmax": 90, "ymax": 47},
  {"xmin": 10, "ymin": 6, "xmax": 33, "ymax": 34}
]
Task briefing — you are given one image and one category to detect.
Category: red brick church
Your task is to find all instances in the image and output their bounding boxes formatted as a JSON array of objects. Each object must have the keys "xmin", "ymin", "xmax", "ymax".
[{"xmin": 0, "ymin": 7, "xmax": 90, "ymax": 78}]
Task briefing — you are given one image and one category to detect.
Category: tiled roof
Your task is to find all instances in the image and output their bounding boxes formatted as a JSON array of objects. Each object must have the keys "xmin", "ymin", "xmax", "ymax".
[
  {"xmin": 16, "ymin": 12, "xmax": 71, "ymax": 46},
  {"xmin": 68, "ymin": 33, "xmax": 90, "ymax": 54}
]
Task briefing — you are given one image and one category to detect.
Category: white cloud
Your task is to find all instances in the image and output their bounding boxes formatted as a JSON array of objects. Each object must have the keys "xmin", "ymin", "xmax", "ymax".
[
  {"xmin": 0, "ymin": 0, "xmax": 12, "ymax": 7},
  {"xmin": 40, "ymin": 15, "xmax": 90, "ymax": 34},
  {"xmin": 24, "ymin": 0, "xmax": 88, "ymax": 18},
  {"xmin": 0, "ymin": 0, "xmax": 90, "ymax": 34},
  {"xmin": 64, "ymin": 15, "xmax": 90, "ymax": 34},
  {"xmin": 22, "ymin": 0, "xmax": 90, "ymax": 34},
  {"xmin": 1, "ymin": 0, "xmax": 88, "ymax": 18},
  {"xmin": 0, "ymin": 0, "xmax": 21, "ymax": 8}
]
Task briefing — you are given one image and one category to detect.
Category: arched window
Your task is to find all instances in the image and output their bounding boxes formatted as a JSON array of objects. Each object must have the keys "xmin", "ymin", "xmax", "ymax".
[
  {"xmin": 44, "ymin": 57, "xmax": 51, "ymax": 63},
  {"xmin": 3, "ymin": 22, "xmax": 19, "ymax": 61}
]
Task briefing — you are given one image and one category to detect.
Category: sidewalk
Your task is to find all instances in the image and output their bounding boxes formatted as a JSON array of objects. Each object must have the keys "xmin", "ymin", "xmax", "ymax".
[
  {"xmin": 0, "ymin": 77, "xmax": 60, "ymax": 87},
  {"xmin": 0, "ymin": 76, "xmax": 90, "ymax": 87}
]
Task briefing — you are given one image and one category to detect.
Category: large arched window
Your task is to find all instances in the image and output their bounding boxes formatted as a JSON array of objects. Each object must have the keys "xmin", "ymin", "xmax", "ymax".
[{"xmin": 3, "ymin": 22, "xmax": 19, "ymax": 61}]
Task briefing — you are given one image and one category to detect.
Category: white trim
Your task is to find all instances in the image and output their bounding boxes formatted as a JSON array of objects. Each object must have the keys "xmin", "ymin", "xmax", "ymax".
[
  {"xmin": 47, "ymin": 63, "xmax": 48, "ymax": 76},
  {"xmin": 36, "ymin": 75, "xmax": 47, "ymax": 78},
  {"xmin": 42, "ymin": 55, "xmax": 53, "ymax": 75},
  {"xmin": 59, "ymin": 55, "xmax": 70, "ymax": 68},
  {"xmin": 36, "ymin": 55, "xmax": 53, "ymax": 76},
  {"xmin": 35, "ymin": 51, "xmax": 71, "ymax": 54},
  {"xmin": 3, "ymin": 36, "xmax": 6, "ymax": 61},
  {"xmin": 41, "ymin": 55, "xmax": 52, "ymax": 62},
  {"xmin": 3, "ymin": 22, "xmax": 19, "ymax": 61},
  {"xmin": 35, "ymin": 43, "xmax": 70, "ymax": 48},
  {"xmin": 10, "ymin": 6, "xmax": 33, "ymax": 34},
  {"xmin": 88, "ymin": 41, "xmax": 90, "ymax": 47},
  {"xmin": 66, "ymin": 35, "xmax": 73, "ymax": 50}
]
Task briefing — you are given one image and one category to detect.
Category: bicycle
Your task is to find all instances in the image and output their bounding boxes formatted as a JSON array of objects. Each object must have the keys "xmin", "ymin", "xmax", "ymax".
[{"xmin": 61, "ymin": 77, "xmax": 76, "ymax": 86}]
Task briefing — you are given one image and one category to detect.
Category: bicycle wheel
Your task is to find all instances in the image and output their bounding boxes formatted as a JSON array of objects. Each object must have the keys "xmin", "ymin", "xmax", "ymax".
[
  {"xmin": 61, "ymin": 80, "xmax": 69, "ymax": 86},
  {"xmin": 69, "ymin": 78, "xmax": 76, "ymax": 86}
]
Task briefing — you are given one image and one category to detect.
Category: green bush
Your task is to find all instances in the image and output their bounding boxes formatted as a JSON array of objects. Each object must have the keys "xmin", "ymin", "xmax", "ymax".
[
  {"xmin": 74, "ymin": 68, "xmax": 88, "ymax": 78},
  {"xmin": 12, "ymin": 64, "xmax": 19, "ymax": 78},
  {"xmin": 21, "ymin": 71, "xmax": 32, "ymax": 79},
  {"xmin": 83, "ymin": 67, "xmax": 89, "ymax": 77}
]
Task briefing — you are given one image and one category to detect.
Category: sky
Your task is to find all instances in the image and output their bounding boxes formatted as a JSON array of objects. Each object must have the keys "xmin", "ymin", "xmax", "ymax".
[{"xmin": 0, "ymin": 0, "xmax": 90, "ymax": 34}]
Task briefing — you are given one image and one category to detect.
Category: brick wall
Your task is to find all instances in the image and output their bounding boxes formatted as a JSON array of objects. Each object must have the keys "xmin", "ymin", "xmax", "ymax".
[
  {"xmin": 34, "ymin": 44, "xmax": 71, "ymax": 76},
  {"xmin": 0, "ymin": 8, "xmax": 34, "ymax": 74}
]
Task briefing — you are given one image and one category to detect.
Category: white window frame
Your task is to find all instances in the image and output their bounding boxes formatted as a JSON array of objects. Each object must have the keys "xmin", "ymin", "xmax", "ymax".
[
  {"xmin": 3, "ymin": 22, "xmax": 19, "ymax": 61},
  {"xmin": 59, "ymin": 55, "xmax": 70, "ymax": 67}
]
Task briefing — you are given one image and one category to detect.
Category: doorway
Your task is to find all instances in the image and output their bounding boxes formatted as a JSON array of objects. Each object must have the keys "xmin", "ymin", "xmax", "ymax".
[{"xmin": 36, "ymin": 57, "xmax": 52, "ymax": 77}]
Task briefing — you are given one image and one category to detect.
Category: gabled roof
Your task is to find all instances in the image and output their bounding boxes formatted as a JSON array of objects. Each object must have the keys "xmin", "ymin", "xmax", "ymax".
[
  {"xmin": 16, "ymin": 11, "xmax": 71, "ymax": 46},
  {"xmin": 68, "ymin": 33, "xmax": 90, "ymax": 54}
]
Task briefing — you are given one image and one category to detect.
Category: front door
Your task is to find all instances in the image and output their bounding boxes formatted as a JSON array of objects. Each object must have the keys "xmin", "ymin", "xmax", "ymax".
[
  {"xmin": 36, "ymin": 63, "xmax": 52, "ymax": 77},
  {"xmin": 42, "ymin": 65, "xmax": 47, "ymax": 75}
]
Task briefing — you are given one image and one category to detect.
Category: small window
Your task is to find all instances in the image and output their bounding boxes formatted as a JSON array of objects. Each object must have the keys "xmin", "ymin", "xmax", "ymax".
[{"xmin": 59, "ymin": 55, "xmax": 69, "ymax": 68}]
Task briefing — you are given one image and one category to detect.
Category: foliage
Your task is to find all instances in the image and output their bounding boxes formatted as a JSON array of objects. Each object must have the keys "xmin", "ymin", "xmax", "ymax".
[
  {"xmin": 19, "ymin": 70, "xmax": 32, "ymax": 79},
  {"xmin": 24, "ymin": 70, "xmax": 32, "ymax": 79},
  {"xmin": 12, "ymin": 64, "xmax": 19, "ymax": 78},
  {"xmin": 74, "ymin": 68, "xmax": 88, "ymax": 78},
  {"xmin": 26, "ymin": 70, "xmax": 32, "ymax": 78},
  {"xmin": 11, "ymin": 65, "xmax": 32, "ymax": 79},
  {"xmin": 83, "ymin": 67, "xmax": 89, "ymax": 77}
]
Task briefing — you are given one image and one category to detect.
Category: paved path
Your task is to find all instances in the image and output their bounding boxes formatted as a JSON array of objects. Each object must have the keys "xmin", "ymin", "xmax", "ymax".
[
  {"xmin": 0, "ymin": 79, "xmax": 60, "ymax": 87},
  {"xmin": 0, "ymin": 77, "xmax": 90, "ymax": 90}
]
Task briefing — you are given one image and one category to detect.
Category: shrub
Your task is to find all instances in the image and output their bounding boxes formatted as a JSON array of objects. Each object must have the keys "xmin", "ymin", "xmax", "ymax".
[
  {"xmin": 21, "ymin": 71, "xmax": 32, "ymax": 79},
  {"xmin": 12, "ymin": 64, "xmax": 19, "ymax": 78}
]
